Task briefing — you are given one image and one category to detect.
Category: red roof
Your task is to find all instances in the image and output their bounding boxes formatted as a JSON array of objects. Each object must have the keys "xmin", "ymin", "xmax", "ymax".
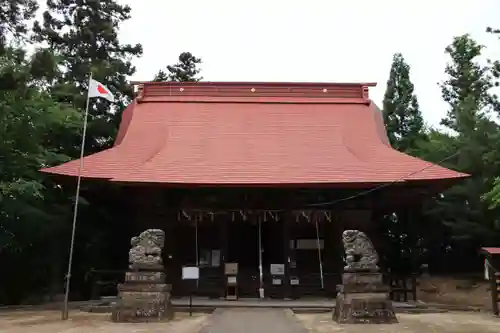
[
  {"xmin": 481, "ymin": 247, "xmax": 500, "ymax": 255},
  {"xmin": 41, "ymin": 82, "xmax": 468, "ymax": 186}
]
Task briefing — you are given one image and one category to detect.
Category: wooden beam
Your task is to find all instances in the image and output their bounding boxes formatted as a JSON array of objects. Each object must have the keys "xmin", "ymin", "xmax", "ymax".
[{"xmin": 283, "ymin": 213, "xmax": 291, "ymax": 299}]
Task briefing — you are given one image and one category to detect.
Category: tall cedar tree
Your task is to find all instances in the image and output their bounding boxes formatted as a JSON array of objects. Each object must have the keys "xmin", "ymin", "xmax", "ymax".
[
  {"xmin": 440, "ymin": 36, "xmax": 493, "ymax": 132},
  {"xmin": 33, "ymin": 0, "xmax": 143, "ymax": 153},
  {"xmin": 486, "ymin": 27, "xmax": 500, "ymax": 115},
  {"xmin": 382, "ymin": 53, "xmax": 424, "ymax": 153},
  {"xmin": 380, "ymin": 54, "xmax": 425, "ymax": 273},
  {"xmin": 483, "ymin": 27, "xmax": 500, "ymax": 209},
  {"xmin": 434, "ymin": 34, "xmax": 500, "ymax": 244},
  {"xmin": 154, "ymin": 52, "xmax": 202, "ymax": 82}
]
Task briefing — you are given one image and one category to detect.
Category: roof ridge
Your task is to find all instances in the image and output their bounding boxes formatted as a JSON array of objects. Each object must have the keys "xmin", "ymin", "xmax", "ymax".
[{"xmin": 134, "ymin": 81, "xmax": 375, "ymax": 103}]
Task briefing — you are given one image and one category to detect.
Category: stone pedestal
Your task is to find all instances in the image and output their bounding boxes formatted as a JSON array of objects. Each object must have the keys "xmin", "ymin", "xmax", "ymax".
[
  {"xmin": 111, "ymin": 269, "xmax": 174, "ymax": 322},
  {"xmin": 333, "ymin": 272, "xmax": 397, "ymax": 324}
]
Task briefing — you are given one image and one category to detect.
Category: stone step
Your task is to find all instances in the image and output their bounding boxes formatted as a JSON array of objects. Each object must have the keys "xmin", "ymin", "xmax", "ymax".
[
  {"xmin": 118, "ymin": 283, "xmax": 171, "ymax": 292},
  {"xmin": 100, "ymin": 296, "xmax": 117, "ymax": 304},
  {"xmin": 291, "ymin": 308, "xmax": 331, "ymax": 314},
  {"xmin": 82, "ymin": 304, "xmax": 214, "ymax": 314}
]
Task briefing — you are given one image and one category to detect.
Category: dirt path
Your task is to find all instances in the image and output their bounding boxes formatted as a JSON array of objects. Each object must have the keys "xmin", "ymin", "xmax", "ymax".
[
  {"xmin": 0, "ymin": 310, "xmax": 208, "ymax": 333},
  {"xmin": 296, "ymin": 312, "xmax": 500, "ymax": 333}
]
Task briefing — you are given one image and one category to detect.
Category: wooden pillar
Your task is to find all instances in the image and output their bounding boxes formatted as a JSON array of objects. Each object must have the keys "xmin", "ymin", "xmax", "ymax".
[
  {"xmin": 219, "ymin": 217, "xmax": 228, "ymax": 299},
  {"xmin": 370, "ymin": 208, "xmax": 386, "ymax": 271},
  {"xmin": 283, "ymin": 212, "xmax": 291, "ymax": 299},
  {"xmin": 164, "ymin": 209, "xmax": 179, "ymax": 293},
  {"xmin": 331, "ymin": 213, "xmax": 344, "ymax": 293},
  {"xmin": 288, "ymin": 212, "xmax": 298, "ymax": 299}
]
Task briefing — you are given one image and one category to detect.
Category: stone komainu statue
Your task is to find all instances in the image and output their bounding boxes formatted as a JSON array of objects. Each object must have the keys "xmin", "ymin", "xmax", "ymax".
[
  {"xmin": 342, "ymin": 229, "xmax": 379, "ymax": 272},
  {"xmin": 128, "ymin": 229, "xmax": 165, "ymax": 268}
]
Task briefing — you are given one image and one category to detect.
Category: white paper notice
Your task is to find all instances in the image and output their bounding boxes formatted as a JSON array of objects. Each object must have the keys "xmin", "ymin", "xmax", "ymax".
[
  {"xmin": 182, "ymin": 266, "xmax": 199, "ymax": 280},
  {"xmin": 272, "ymin": 278, "xmax": 282, "ymax": 285}
]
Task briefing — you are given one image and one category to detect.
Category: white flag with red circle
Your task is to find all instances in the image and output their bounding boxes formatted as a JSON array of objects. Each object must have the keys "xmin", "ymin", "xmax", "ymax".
[{"xmin": 88, "ymin": 79, "xmax": 115, "ymax": 102}]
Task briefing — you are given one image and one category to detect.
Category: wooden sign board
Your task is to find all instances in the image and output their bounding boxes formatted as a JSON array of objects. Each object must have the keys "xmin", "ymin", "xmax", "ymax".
[
  {"xmin": 270, "ymin": 264, "xmax": 285, "ymax": 275},
  {"xmin": 225, "ymin": 262, "xmax": 238, "ymax": 275}
]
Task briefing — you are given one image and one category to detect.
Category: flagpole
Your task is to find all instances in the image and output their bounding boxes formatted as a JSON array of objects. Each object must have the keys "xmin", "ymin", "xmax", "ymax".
[{"xmin": 62, "ymin": 72, "xmax": 93, "ymax": 320}]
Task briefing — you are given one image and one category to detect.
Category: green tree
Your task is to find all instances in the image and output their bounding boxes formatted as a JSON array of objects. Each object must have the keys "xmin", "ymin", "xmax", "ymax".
[
  {"xmin": 440, "ymin": 35, "xmax": 494, "ymax": 132},
  {"xmin": 382, "ymin": 53, "xmax": 425, "ymax": 153},
  {"xmin": 482, "ymin": 27, "xmax": 500, "ymax": 209},
  {"xmin": 154, "ymin": 52, "xmax": 202, "ymax": 82},
  {"xmin": 33, "ymin": 0, "xmax": 143, "ymax": 152},
  {"xmin": 0, "ymin": 47, "xmax": 82, "ymax": 303},
  {"xmin": 428, "ymin": 35, "xmax": 500, "ymax": 246}
]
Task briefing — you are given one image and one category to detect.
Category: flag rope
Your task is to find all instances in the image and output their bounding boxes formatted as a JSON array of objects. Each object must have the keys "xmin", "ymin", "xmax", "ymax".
[{"xmin": 314, "ymin": 216, "xmax": 324, "ymax": 289}]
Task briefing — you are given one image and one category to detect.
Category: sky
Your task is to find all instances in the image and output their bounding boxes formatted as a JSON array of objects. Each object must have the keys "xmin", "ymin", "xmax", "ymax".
[{"xmin": 41, "ymin": 0, "xmax": 500, "ymax": 126}]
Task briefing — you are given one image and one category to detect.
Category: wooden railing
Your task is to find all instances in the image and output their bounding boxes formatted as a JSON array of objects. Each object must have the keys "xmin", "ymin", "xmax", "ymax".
[
  {"xmin": 385, "ymin": 274, "xmax": 418, "ymax": 302},
  {"xmin": 87, "ymin": 269, "xmax": 125, "ymax": 300}
]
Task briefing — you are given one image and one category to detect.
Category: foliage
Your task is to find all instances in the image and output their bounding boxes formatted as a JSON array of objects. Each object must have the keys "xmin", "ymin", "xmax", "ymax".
[
  {"xmin": 33, "ymin": 0, "xmax": 143, "ymax": 152},
  {"xmin": 0, "ymin": 47, "xmax": 82, "ymax": 303},
  {"xmin": 0, "ymin": 0, "xmax": 144, "ymax": 304},
  {"xmin": 154, "ymin": 52, "xmax": 202, "ymax": 82},
  {"xmin": 0, "ymin": 0, "xmax": 38, "ymax": 49},
  {"xmin": 380, "ymin": 34, "xmax": 500, "ymax": 273},
  {"xmin": 483, "ymin": 27, "xmax": 500, "ymax": 210},
  {"xmin": 424, "ymin": 35, "xmax": 500, "ymax": 247},
  {"xmin": 485, "ymin": 177, "xmax": 500, "ymax": 209},
  {"xmin": 382, "ymin": 53, "xmax": 425, "ymax": 153},
  {"xmin": 440, "ymin": 35, "xmax": 495, "ymax": 132}
]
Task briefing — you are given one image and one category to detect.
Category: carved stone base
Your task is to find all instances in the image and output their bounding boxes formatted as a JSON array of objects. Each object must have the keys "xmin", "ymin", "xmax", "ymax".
[
  {"xmin": 129, "ymin": 263, "xmax": 165, "ymax": 271},
  {"xmin": 125, "ymin": 271, "xmax": 166, "ymax": 283},
  {"xmin": 111, "ymin": 298, "xmax": 174, "ymax": 323},
  {"xmin": 111, "ymin": 269, "xmax": 173, "ymax": 323},
  {"xmin": 333, "ymin": 272, "xmax": 397, "ymax": 324}
]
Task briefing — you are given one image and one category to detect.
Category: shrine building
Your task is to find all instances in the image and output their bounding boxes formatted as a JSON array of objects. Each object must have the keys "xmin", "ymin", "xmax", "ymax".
[{"xmin": 41, "ymin": 81, "xmax": 468, "ymax": 300}]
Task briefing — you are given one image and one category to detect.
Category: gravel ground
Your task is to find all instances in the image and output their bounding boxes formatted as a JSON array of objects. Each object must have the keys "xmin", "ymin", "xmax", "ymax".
[
  {"xmin": 296, "ymin": 312, "xmax": 500, "ymax": 333},
  {"xmin": 1, "ymin": 308, "xmax": 499, "ymax": 333},
  {"xmin": 0, "ymin": 310, "xmax": 208, "ymax": 333}
]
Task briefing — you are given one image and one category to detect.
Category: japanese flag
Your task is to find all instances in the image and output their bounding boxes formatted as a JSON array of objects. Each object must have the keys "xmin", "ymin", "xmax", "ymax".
[{"xmin": 88, "ymin": 79, "xmax": 115, "ymax": 102}]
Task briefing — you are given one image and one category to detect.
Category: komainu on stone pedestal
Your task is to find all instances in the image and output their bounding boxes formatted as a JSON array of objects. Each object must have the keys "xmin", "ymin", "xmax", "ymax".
[
  {"xmin": 111, "ymin": 229, "xmax": 173, "ymax": 323},
  {"xmin": 333, "ymin": 230, "xmax": 397, "ymax": 324}
]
